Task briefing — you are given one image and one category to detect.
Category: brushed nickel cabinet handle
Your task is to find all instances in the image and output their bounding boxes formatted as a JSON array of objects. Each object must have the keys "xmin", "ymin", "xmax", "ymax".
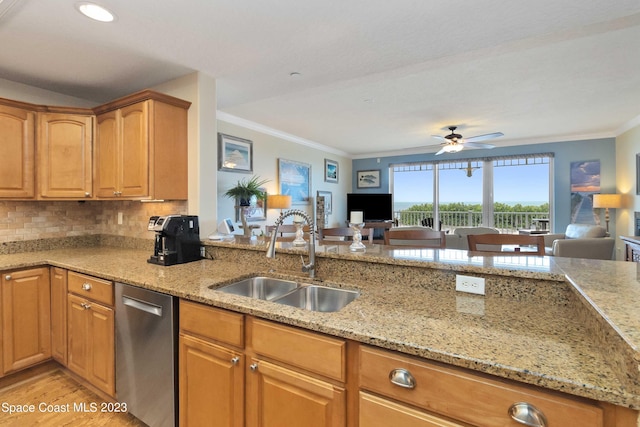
[
  {"xmin": 508, "ymin": 402, "xmax": 547, "ymax": 427},
  {"xmin": 231, "ymin": 356, "xmax": 240, "ymax": 365},
  {"xmin": 82, "ymin": 283, "xmax": 92, "ymax": 291},
  {"xmin": 389, "ymin": 368, "xmax": 416, "ymax": 389},
  {"xmin": 5, "ymin": 275, "xmax": 11, "ymax": 281},
  {"xmin": 81, "ymin": 302, "xmax": 92, "ymax": 310},
  {"xmin": 250, "ymin": 363, "xmax": 259, "ymax": 372}
]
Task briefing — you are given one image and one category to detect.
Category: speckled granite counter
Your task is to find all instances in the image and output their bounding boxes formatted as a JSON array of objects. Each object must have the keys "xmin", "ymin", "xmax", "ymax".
[{"xmin": 1, "ymin": 240, "xmax": 639, "ymax": 411}]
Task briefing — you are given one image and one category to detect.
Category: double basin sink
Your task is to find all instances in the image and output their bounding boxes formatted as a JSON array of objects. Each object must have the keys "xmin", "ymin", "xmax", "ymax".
[{"xmin": 212, "ymin": 276, "xmax": 359, "ymax": 312}]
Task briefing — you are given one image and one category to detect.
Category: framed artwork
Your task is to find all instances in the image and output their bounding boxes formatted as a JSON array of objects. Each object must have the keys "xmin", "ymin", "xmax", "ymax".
[
  {"xmin": 324, "ymin": 159, "xmax": 339, "ymax": 183},
  {"xmin": 235, "ymin": 187, "xmax": 267, "ymax": 222},
  {"xmin": 317, "ymin": 190, "xmax": 332, "ymax": 214},
  {"xmin": 636, "ymin": 154, "xmax": 640, "ymax": 195},
  {"xmin": 570, "ymin": 160, "xmax": 600, "ymax": 224},
  {"xmin": 218, "ymin": 133, "xmax": 253, "ymax": 173},
  {"xmin": 279, "ymin": 159, "xmax": 311, "ymax": 205},
  {"xmin": 357, "ymin": 169, "xmax": 381, "ymax": 188}
]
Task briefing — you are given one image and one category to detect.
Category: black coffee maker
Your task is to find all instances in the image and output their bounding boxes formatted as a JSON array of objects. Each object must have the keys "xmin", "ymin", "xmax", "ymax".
[{"xmin": 147, "ymin": 215, "xmax": 201, "ymax": 266}]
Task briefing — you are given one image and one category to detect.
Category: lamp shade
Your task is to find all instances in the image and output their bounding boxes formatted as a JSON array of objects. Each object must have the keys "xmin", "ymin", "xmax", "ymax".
[
  {"xmin": 267, "ymin": 194, "xmax": 291, "ymax": 210},
  {"xmin": 593, "ymin": 194, "xmax": 622, "ymax": 209}
]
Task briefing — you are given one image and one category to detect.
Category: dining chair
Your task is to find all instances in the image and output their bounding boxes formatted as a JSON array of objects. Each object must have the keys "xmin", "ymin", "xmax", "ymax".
[
  {"xmin": 265, "ymin": 224, "xmax": 311, "ymax": 241},
  {"xmin": 318, "ymin": 227, "xmax": 374, "ymax": 244},
  {"xmin": 383, "ymin": 228, "xmax": 446, "ymax": 248},
  {"xmin": 467, "ymin": 233, "xmax": 545, "ymax": 255}
]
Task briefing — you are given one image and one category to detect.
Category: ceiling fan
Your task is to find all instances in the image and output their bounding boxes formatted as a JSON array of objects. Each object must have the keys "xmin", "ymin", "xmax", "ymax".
[{"xmin": 430, "ymin": 126, "xmax": 504, "ymax": 155}]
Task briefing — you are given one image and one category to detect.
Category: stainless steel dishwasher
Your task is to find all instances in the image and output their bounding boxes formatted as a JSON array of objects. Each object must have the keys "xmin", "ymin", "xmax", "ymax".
[{"xmin": 115, "ymin": 282, "xmax": 177, "ymax": 427}]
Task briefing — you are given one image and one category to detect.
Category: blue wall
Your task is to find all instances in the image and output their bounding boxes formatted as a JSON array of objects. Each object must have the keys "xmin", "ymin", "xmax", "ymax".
[{"xmin": 352, "ymin": 138, "xmax": 616, "ymax": 234}]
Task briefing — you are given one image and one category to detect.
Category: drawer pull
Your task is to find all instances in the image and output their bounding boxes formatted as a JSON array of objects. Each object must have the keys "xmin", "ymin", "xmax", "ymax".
[
  {"xmin": 231, "ymin": 356, "xmax": 240, "ymax": 365},
  {"xmin": 389, "ymin": 368, "xmax": 416, "ymax": 389},
  {"xmin": 82, "ymin": 283, "xmax": 92, "ymax": 291},
  {"xmin": 508, "ymin": 402, "xmax": 548, "ymax": 427},
  {"xmin": 5, "ymin": 275, "xmax": 11, "ymax": 281},
  {"xmin": 250, "ymin": 363, "xmax": 259, "ymax": 372}
]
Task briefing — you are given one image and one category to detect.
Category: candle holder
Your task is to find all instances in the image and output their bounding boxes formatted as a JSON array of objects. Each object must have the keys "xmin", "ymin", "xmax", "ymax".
[
  {"xmin": 292, "ymin": 220, "xmax": 307, "ymax": 246},
  {"xmin": 349, "ymin": 222, "xmax": 366, "ymax": 252}
]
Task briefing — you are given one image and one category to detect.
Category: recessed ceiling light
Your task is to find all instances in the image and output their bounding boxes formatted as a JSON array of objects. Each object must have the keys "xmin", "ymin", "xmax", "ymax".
[
  {"xmin": 75, "ymin": 2, "xmax": 116, "ymax": 22},
  {"xmin": 289, "ymin": 72, "xmax": 302, "ymax": 78}
]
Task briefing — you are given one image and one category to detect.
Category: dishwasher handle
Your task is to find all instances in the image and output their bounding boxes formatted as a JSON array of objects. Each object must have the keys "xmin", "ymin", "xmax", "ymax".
[{"xmin": 122, "ymin": 295, "xmax": 163, "ymax": 317}]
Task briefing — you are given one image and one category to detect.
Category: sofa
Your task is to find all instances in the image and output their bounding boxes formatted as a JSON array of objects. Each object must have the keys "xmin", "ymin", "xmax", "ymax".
[
  {"xmin": 445, "ymin": 227, "xmax": 500, "ymax": 250},
  {"xmin": 543, "ymin": 224, "xmax": 614, "ymax": 260}
]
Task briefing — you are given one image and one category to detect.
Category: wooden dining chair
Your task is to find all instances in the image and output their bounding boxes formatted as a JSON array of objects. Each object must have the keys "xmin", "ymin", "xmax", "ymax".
[
  {"xmin": 467, "ymin": 233, "xmax": 545, "ymax": 255},
  {"xmin": 318, "ymin": 227, "xmax": 374, "ymax": 244},
  {"xmin": 383, "ymin": 228, "xmax": 446, "ymax": 248},
  {"xmin": 265, "ymin": 224, "xmax": 311, "ymax": 241}
]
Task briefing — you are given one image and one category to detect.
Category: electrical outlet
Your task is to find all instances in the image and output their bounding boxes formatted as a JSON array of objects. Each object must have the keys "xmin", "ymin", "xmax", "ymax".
[
  {"xmin": 456, "ymin": 274, "xmax": 485, "ymax": 296},
  {"xmin": 117, "ymin": 212, "xmax": 123, "ymax": 225}
]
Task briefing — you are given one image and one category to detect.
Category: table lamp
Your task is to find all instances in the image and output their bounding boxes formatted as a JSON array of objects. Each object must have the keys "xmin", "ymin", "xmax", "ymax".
[
  {"xmin": 593, "ymin": 193, "xmax": 622, "ymax": 233},
  {"xmin": 267, "ymin": 194, "xmax": 291, "ymax": 217}
]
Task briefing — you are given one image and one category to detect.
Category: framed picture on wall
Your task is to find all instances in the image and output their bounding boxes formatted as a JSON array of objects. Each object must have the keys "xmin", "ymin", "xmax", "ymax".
[
  {"xmin": 636, "ymin": 154, "xmax": 640, "ymax": 195},
  {"xmin": 317, "ymin": 190, "xmax": 332, "ymax": 214},
  {"xmin": 279, "ymin": 158, "xmax": 311, "ymax": 204},
  {"xmin": 357, "ymin": 170, "xmax": 381, "ymax": 188},
  {"xmin": 324, "ymin": 159, "xmax": 339, "ymax": 183},
  {"xmin": 218, "ymin": 133, "xmax": 253, "ymax": 173}
]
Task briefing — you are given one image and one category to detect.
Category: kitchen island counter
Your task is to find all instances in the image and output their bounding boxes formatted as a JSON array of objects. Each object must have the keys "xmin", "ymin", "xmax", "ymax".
[{"xmin": 0, "ymin": 241, "xmax": 638, "ymax": 410}]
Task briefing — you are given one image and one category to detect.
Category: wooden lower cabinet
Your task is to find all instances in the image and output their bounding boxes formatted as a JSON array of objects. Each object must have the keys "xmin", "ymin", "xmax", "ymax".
[
  {"xmin": 67, "ymin": 291, "xmax": 115, "ymax": 396},
  {"xmin": 50, "ymin": 267, "xmax": 67, "ymax": 365},
  {"xmin": 1, "ymin": 267, "xmax": 51, "ymax": 374},
  {"xmin": 179, "ymin": 334, "xmax": 244, "ymax": 427},
  {"xmin": 246, "ymin": 358, "xmax": 346, "ymax": 427}
]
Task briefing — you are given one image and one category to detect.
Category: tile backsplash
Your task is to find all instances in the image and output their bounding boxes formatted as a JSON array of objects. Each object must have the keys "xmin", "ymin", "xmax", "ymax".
[{"xmin": 0, "ymin": 200, "xmax": 188, "ymax": 243}]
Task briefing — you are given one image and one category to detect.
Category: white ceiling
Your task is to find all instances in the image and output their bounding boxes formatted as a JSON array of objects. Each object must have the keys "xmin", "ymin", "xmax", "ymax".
[{"xmin": 1, "ymin": 0, "xmax": 639, "ymax": 157}]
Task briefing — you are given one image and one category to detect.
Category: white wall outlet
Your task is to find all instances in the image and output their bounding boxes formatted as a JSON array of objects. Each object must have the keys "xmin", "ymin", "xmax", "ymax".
[
  {"xmin": 456, "ymin": 274, "xmax": 485, "ymax": 296},
  {"xmin": 117, "ymin": 212, "xmax": 123, "ymax": 225}
]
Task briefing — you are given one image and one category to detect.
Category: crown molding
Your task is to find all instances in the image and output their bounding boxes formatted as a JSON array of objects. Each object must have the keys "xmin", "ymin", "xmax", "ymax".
[{"xmin": 216, "ymin": 111, "xmax": 350, "ymax": 158}]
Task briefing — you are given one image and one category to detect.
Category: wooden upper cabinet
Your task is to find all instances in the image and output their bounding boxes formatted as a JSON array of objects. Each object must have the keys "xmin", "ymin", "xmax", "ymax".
[
  {"xmin": 0, "ymin": 102, "xmax": 35, "ymax": 198},
  {"xmin": 94, "ymin": 91, "xmax": 190, "ymax": 200},
  {"xmin": 37, "ymin": 112, "xmax": 93, "ymax": 199}
]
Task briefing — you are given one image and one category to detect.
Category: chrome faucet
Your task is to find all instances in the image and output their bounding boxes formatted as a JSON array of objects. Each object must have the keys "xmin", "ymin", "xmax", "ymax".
[{"xmin": 266, "ymin": 209, "xmax": 316, "ymax": 278}]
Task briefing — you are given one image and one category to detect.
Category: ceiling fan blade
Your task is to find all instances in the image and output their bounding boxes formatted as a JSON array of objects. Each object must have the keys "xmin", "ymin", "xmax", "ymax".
[
  {"xmin": 464, "ymin": 132, "xmax": 504, "ymax": 143},
  {"xmin": 431, "ymin": 135, "xmax": 445, "ymax": 141},
  {"xmin": 434, "ymin": 147, "xmax": 447, "ymax": 155},
  {"xmin": 462, "ymin": 142, "xmax": 496, "ymax": 149}
]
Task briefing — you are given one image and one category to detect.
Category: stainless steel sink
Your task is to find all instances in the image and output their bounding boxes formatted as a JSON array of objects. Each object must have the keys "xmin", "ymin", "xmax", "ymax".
[
  {"xmin": 215, "ymin": 276, "xmax": 298, "ymax": 300},
  {"xmin": 272, "ymin": 285, "xmax": 359, "ymax": 312}
]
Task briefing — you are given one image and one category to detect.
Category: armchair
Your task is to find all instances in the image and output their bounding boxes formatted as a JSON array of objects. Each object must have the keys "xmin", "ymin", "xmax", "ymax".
[{"xmin": 543, "ymin": 224, "xmax": 614, "ymax": 260}]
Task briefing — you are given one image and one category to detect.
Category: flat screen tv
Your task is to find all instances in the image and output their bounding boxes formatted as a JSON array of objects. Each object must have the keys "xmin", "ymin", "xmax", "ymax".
[{"xmin": 346, "ymin": 193, "xmax": 393, "ymax": 222}]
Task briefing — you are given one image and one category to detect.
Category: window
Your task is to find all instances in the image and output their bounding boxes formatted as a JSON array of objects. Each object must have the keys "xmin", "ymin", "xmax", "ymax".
[{"xmin": 391, "ymin": 153, "xmax": 552, "ymax": 233}]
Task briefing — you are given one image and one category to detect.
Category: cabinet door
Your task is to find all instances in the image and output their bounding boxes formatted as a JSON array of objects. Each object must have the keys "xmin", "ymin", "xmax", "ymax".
[
  {"xmin": 87, "ymin": 300, "xmax": 114, "ymax": 396},
  {"xmin": 0, "ymin": 104, "xmax": 35, "ymax": 198},
  {"xmin": 179, "ymin": 334, "xmax": 244, "ymax": 427},
  {"xmin": 359, "ymin": 392, "xmax": 466, "ymax": 427},
  {"xmin": 50, "ymin": 267, "xmax": 67, "ymax": 365},
  {"xmin": 1, "ymin": 267, "xmax": 50, "ymax": 373},
  {"xmin": 67, "ymin": 293, "xmax": 89, "ymax": 378},
  {"xmin": 94, "ymin": 110, "xmax": 119, "ymax": 198},
  {"xmin": 38, "ymin": 113, "xmax": 93, "ymax": 199},
  {"xmin": 246, "ymin": 359, "xmax": 345, "ymax": 427},
  {"xmin": 120, "ymin": 101, "xmax": 149, "ymax": 198}
]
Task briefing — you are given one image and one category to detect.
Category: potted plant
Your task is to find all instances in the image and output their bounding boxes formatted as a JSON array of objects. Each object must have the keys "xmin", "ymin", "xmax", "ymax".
[{"xmin": 224, "ymin": 176, "xmax": 269, "ymax": 236}]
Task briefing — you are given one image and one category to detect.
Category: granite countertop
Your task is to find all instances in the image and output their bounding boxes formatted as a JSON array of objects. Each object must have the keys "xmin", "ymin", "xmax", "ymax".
[{"xmin": 1, "ymin": 243, "xmax": 639, "ymax": 410}]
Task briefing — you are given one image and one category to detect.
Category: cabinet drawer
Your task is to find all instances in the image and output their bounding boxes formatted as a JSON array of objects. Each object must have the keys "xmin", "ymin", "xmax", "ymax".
[
  {"xmin": 249, "ymin": 317, "xmax": 345, "ymax": 382},
  {"xmin": 68, "ymin": 271, "xmax": 113, "ymax": 306},
  {"xmin": 180, "ymin": 300, "xmax": 244, "ymax": 348},
  {"xmin": 360, "ymin": 392, "xmax": 466, "ymax": 427},
  {"xmin": 359, "ymin": 346, "xmax": 603, "ymax": 427}
]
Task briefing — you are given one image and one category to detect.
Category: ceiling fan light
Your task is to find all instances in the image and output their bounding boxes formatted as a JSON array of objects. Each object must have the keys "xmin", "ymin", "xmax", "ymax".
[{"xmin": 442, "ymin": 144, "xmax": 463, "ymax": 153}]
